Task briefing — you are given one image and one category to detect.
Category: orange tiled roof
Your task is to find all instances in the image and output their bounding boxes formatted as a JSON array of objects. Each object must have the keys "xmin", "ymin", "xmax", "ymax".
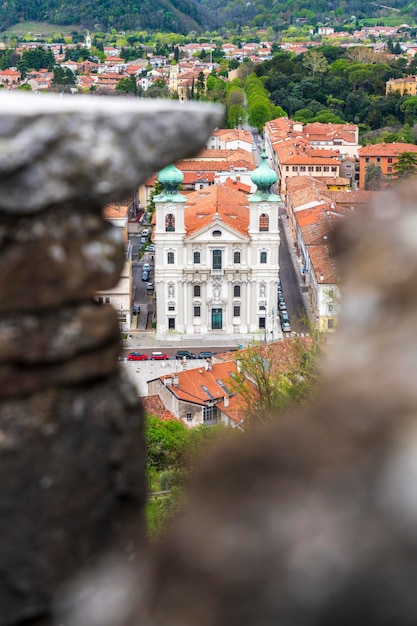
[
  {"xmin": 308, "ymin": 243, "xmax": 338, "ymax": 284},
  {"xmin": 295, "ymin": 204, "xmax": 332, "ymax": 228},
  {"xmin": 103, "ymin": 203, "xmax": 128, "ymax": 219},
  {"xmin": 209, "ymin": 128, "xmax": 253, "ymax": 143},
  {"xmin": 176, "ymin": 158, "xmax": 253, "ymax": 172},
  {"xmin": 328, "ymin": 190, "xmax": 376, "ymax": 205},
  {"xmin": 223, "ymin": 177, "xmax": 251, "ymax": 193},
  {"xmin": 319, "ymin": 177, "xmax": 351, "ymax": 186},
  {"xmin": 142, "ymin": 395, "xmax": 178, "ymax": 421},
  {"xmin": 185, "ymin": 148, "xmax": 254, "ymax": 166},
  {"xmin": 158, "ymin": 361, "xmax": 238, "ymax": 405},
  {"xmin": 359, "ymin": 142, "xmax": 417, "ymax": 156},
  {"xmin": 184, "ymin": 185, "xmax": 249, "ymax": 238}
]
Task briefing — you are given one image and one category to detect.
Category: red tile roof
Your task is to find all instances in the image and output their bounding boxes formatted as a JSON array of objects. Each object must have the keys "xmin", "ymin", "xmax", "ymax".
[
  {"xmin": 184, "ymin": 185, "xmax": 249, "ymax": 238},
  {"xmin": 157, "ymin": 361, "xmax": 238, "ymax": 405},
  {"xmin": 359, "ymin": 142, "xmax": 417, "ymax": 157}
]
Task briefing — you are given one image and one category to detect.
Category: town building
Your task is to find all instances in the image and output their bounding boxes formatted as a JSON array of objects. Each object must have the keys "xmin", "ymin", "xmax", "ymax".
[
  {"xmin": 147, "ymin": 360, "xmax": 243, "ymax": 428},
  {"xmin": 386, "ymin": 75, "xmax": 417, "ymax": 96},
  {"xmin": 205, "ymin": 128, "xmax": 254, "ymax": 152},
  {"xmin": 358, "ymin": 142, "xmax": 417, "ymax": 188},
  {"xmin": 152, "ymin": 153, "xmax": 281, "ymax": 342},
  {"xmin": 96, "ymin": 204, "xmax": 133, "ymax": 333}
]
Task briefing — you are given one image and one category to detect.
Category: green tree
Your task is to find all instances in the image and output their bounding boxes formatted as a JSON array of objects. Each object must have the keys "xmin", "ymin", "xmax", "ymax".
[
  {"xmin": 302, "ymin": 49, "xmax": 328, "ymax": 77},
  {"xmin": 146, "ymin": 415, "xmax": 189, "ymax": 471},
  {"xmin": 231, "ymin": 336, "xmax": 323, "ymax": 429},
  {"xmin": 393, "ymin": 151, "xmax": 417, "ymax": 180},
  {"xmin": 116, "ymin": 75, "xmax": 137, "ymax": 95},
  {"xmin": 364, "ymin": 163, "xmax": 384, "ymax": 190},
  {"xmin": 147, "ymin": 180, "xmax": 163, "ymax": 214},
  {"xmin": 52, "ymin": 66, "xmax": 76, "ymax": 87},
  {"xmin": 227, "ymin": 103, "xmax": 246, "ymax": 128}
]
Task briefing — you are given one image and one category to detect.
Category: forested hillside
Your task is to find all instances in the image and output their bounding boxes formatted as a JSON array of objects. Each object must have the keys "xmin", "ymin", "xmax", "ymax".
[
  {"xmin": 0, "ymin": 0, "xmax": 414, "ymax": 34},
  {"xmin": 198, "ymin": 0, "xmax": 414, "ymax": 30},
  {"xmin": 0, "ymin": 0, "xmax": 214, "ymax": 34}
]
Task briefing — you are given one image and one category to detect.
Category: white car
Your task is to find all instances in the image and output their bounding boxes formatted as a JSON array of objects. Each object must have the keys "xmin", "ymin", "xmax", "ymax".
[
  {"xmin": 143, "ymin": 263, "xmax": 150, "ymax": 271},
  {"xmin": 281, "ymin": 320, "xmax": 291, "ymax": 332}
]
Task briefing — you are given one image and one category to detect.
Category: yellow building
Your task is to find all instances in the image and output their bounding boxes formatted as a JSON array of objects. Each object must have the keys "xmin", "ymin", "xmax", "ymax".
[{"xmin": 386, "ymin": 75, "xmax": 417, "ymax": 96}]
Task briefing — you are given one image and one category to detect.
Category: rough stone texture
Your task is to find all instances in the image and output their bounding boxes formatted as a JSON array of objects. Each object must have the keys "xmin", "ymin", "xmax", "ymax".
[
  {"xmin": 0, "ymin": 372, "xmax": 145, "ymax": 626},
  {"xmin": 0, "ymin": 93, "xmax": 222, "ymax": 214},
  {"xmin": 0, "ymin": 208, "xmax": 125, "ymax": 311},
  {"xmin": 0, "ymin": 303, "xmax": 120, "ymax": 364},
  {"xmin": 0, "ymin": 94, "xmax": 223, "ymax": 626},
  {"xmin": 143, "ymin": 182, "xmax": 417, "ymax": 626}
]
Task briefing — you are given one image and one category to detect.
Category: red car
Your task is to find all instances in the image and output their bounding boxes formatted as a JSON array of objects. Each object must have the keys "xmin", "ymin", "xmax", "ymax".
[
  {"xmin": 150, "ymin": 351, "xmax": 169, "ymax": 360},
  {"xmin": 127, "ymin": 352, "xmax": 148, "ymax": 361}
]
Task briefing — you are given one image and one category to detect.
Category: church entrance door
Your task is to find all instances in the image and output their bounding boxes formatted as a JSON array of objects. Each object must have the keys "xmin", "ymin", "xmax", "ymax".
[{"xmin": 211, "ymin": 308, "xmax": 222, "ymax": 330}]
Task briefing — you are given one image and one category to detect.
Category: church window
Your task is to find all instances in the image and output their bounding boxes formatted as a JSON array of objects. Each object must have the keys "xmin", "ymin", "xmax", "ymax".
[
  {"xmin": 194, "ymin": 285, "xmax": 201, "ymax": 297},
  {"xmin": 212, "ymin": 249, "xmax": 222, "ymax": 270},
  {"xmin": 234, "ymin": 285, "xmax": 241, "ymax": 297},
  {"xmin": 259, "ymin": 214, "xmax": 269, "ymax": 232},
  {"xmin": 233, "ymin": 250, "xmax": 241, "ymax": 264},
  {"xmin": 194, "ymin": 250, "xmax": 201, "ymax": 264},
  {"xmin": 167, "ymin": 251, "xmax": 175, "ymax": 264},
  {"xmin": 212, "ymin": 230, "xmax": 222, "ymax": 237},
  {"xmin": 260, "ymin": 251, "xmax": 267, "ymax": 264},
  {"xmin": 165, "ymin": 213, "xmax": 175, "ymax": 232}
]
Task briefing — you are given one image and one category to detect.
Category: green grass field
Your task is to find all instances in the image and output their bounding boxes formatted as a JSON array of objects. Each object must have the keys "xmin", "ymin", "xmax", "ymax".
[
  {"xmin": 2, "ymin": 21, "xmax": 82, "ymax": 39},
  {"xmin": 359, "ymin": 15, "xmax": 416, "ymax": 27}
]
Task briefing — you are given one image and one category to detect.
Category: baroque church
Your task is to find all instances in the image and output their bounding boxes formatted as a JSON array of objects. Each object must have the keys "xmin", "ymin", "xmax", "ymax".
[{"xmin": 153, "ymin": 152, "xmax": 282, "ymax": 341}]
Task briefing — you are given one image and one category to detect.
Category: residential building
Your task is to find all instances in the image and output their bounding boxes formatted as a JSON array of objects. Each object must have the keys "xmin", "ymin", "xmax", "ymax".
[
  {"xmin": 148, "ymin": 361, "xmax": 244, "ymax": 428},
  {"xmin": 358, "ymin": 142, "xmax": 417, "ymax": 188},
  {"xmin": 205, "ymin": 128, "xmax": 253, "ymax": 152},
  {"xmin": 152, "ymin": 153, "xmax": 281, "ymax": 341},
  {"xmin": 386, "ymin": 75, "xmax": 417, "ymax": 95},
  {"xmin": 96, "ymin": 204, "xmax": 133, "ymax": 332},
  {"xmin": 271, "ymin": 138, "xmax": 341, "ymax": 194}
]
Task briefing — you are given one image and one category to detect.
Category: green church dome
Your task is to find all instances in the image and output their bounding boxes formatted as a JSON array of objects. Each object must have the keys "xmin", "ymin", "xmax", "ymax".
[
  {"xmin": 154, "ymin": 164, "xmax": 186, "ymax": 203},
  {"xmin": 250, "ymin": 150, "xmax": 278, "ymax": 190},
  {"xmin": 158, "ymin": 164, "xmax": 184, "ymax": 188}
]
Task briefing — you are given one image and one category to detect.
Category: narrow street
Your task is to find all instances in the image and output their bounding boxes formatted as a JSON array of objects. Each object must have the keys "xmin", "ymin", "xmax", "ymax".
[{"xmin": 278, "ymin": 210, "xmax": 311, "ymax": 334}]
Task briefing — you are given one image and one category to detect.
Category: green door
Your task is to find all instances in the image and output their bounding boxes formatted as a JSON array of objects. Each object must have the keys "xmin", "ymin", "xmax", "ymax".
[{"xmin": 211, "ymin": 308, "xmax": 222, "ymax": 330}]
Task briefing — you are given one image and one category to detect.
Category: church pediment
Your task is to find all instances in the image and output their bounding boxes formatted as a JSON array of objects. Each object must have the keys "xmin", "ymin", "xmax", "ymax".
[{"xmin": 186, "ymin": 220, "xmax": 249, "ymax": 244}]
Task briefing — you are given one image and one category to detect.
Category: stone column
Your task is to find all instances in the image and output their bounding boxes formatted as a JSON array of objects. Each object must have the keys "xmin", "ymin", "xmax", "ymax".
[{"xmin": 0, "ymin": 93, "xmax": 221, "ymax": 626}]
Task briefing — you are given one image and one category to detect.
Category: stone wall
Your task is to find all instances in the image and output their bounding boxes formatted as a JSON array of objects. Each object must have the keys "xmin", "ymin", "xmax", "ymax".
[{"xmin": 0, "ymin": 93, "xmax": 222, "ymax": 626}]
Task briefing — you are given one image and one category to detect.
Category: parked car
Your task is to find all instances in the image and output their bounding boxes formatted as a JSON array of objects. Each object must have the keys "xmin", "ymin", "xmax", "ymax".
[
  {"xmin": 140, "ymin": 236, "xmax": 147, "ymax": 245},
  {"xmin": 127, "ymin": 352, "xmax": 148, "ymax": 361},
  {"xmin": 146, "ymin": 282, "xmax": 154, "ymax": 291},
  {"xmin": 278, "ymin": 301, "xmax": 287, "ymax": 310},
  {"xmin": 281, "ymin": 320, "xmax": 291, "ymax": 332},
  {"xmin": 142, "ymin": 229, "xmax": 149, "ymax": 237},
  {"xmin": 176, "ymin": 350, "xmax": 196, "ymax": 360},
  {"xmin": 280, "ymin": 310, "xmax": 289, "ymax": 322},
  {"xmin": 198, "ymin": 351, "xmax": 213, "ymax": 359},
  {"xmin": 151, "ymin": 351, "xmax": 169, "ymax": 360},
  {"xmin": 142, "ymin": 262, "xmax": 150, "ymax": 272},
  {"xmin": 147, "ymin": 244, "xmax": 155, "ymax": 252},
  {"xmin": 141, "ymin": 270, "xmax": 149, "ymax": 281},
  {"xmin": 132, "ymin": 304, "xmax": 140, "ymax": 315}
]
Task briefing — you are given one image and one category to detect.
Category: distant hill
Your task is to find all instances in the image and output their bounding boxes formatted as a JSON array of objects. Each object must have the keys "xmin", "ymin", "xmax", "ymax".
[
  {"xmin": 197, "ymin": 0, "xmax": 413, "ymax": 30},
  {"xmin": 0, "ymin": 0, "xmax": 214, "ymax": 34},
  {"xmin": 0, "ymin": 0, "xmax": 413, "ymax": 35}
]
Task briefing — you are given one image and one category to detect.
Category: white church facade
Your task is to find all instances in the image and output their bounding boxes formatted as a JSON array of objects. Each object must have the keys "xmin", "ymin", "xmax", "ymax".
[{"xmin": 153, "ymin": 153, "xmax": 282, "ymax": 342}]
